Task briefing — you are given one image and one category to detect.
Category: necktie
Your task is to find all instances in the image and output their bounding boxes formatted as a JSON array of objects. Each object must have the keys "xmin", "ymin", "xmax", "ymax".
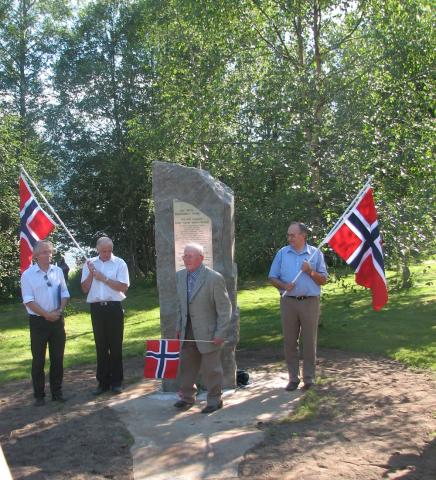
[{"xmin": 187, "ymin": 273, "xmax": 195, "ymax": 301}]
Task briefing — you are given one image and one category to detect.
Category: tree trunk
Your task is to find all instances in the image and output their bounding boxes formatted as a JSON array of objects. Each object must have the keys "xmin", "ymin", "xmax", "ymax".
[{"xmin": 400, "ymin": 254, "xmax": 412, "ymax": 289}]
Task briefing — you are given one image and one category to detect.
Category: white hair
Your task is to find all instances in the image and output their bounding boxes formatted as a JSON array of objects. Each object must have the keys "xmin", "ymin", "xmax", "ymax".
[
  {"xmin": 32, "ymin": 240, "xmax": 54, "ymax": 259},
  {"xmin": 184, "ymin": 243, "xmax": 204, "ymax": 256},
  {"xmin": 96, "ymin": 236, "xmax": 113, "ymax": 249}
]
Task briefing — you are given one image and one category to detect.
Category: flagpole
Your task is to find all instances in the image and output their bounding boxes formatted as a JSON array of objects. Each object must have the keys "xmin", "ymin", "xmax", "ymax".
[
  {"xmin": 281, "ymin": 175, "xmax": 373, "ymax": 297},
  {"xmin": 156, "ymin": 339, "xmax": 217, "ymax": 343},
  {"xmin": 322, "ymin": 175, "xmax": 373, "ymax": 245},
  {"xmin": 20, "ymin": 166, "xmax": 88, "ymax": 258},
  {"xmin": 280, "ymin": 247, "xmax": 321, "ymax": 297}
]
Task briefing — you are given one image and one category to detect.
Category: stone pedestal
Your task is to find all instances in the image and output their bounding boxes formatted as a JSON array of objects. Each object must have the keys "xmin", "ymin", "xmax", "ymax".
[{"xmin": 152, "ymin": 161, "xmax": 239, "ymax": 391}]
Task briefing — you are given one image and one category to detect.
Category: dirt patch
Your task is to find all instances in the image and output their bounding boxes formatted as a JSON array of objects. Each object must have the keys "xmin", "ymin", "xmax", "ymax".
[
  {"xmin": 0, "ymin": 358, "xmax": 147, "ymax": 479},
  {"xmin": 1, "ymin": 349, "xmax": 435, "ymax": 479},
  {"xmin": 238, "ymin": 348, "xmax": 436, "ymax": 480}
]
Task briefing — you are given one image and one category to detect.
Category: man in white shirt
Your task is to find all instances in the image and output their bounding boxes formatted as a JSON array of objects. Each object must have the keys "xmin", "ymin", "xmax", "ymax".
[
  {"xmin": 81, "ymin": 236, "xmax": 129, "ymax": 395},
  {"xmin": 20, "ymin": 240, "xmax": 70, "ymax": 406}
]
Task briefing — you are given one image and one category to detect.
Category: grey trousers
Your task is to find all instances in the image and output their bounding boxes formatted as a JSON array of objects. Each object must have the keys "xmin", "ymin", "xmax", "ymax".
[
  {"xmin": 280, "ymin": 296, "xmax": 320, "ymax": 384},
  {"xmin": 178, "ymin": 342, "xmax": 223, "ymax": 407}
]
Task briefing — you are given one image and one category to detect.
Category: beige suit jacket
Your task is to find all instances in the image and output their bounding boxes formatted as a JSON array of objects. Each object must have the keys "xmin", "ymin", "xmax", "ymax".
[{"xmin": 176, "ymin": 264, "xmax": 231, "ymax": 354}]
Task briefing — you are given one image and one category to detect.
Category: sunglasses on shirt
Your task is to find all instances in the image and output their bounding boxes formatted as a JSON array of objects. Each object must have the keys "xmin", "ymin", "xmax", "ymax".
[{"xmin": 44, "ymin": 274, "xmax": 52, "ymax": 287}]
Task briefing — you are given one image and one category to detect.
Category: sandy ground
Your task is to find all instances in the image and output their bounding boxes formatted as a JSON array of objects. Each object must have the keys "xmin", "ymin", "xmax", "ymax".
[
  {"xmin": 238, "ymin": 349, "xmax": 436, "ymax": 480},
  {"xmin": 1, "ymin": 349, "xmax": 435, "ymax": 479}
]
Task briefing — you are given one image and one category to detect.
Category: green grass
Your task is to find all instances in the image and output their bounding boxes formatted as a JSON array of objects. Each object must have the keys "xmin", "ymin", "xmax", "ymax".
[
  {"xmin": 0, "ymin": 260, "xmax": 435, "ymax": 384},
  {"xmin": 0, "ymin": 280, "xmax": 161, "ymax": 383},
  {"xmin": 283, "ymin": 389, "xmax": 323, "ymax": 422},
  {"xmin": 239, "ymin": 258, "xmax": 436, "ymax": 370}
]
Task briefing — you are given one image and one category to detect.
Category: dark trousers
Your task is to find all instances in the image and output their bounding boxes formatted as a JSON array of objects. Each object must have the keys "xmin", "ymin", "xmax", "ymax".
[
  {"xmin": 90, "ymin": 302, "xmax": 124, "ymax": 388},
  {"xmin": 29, "ymin": 315, "xmax": 66, "ymax": 399}
]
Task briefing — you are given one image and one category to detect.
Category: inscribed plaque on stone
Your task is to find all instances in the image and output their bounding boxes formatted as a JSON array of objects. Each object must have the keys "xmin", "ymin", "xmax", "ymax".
[{"xmin": 173, "ymin": 199, "xmax": 213, "ymax": 271}]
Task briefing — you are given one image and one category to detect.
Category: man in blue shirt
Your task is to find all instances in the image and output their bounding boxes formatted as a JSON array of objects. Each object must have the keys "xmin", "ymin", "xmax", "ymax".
[{"xmin": 269, "ymin": 222, "xmax": 327, "ymax": 391}]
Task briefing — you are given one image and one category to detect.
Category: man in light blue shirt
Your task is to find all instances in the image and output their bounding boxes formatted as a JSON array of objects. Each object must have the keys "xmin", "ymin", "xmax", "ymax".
[{"xmin": 269, "ymin": 222, "xmax": 327, "ymax": 392}]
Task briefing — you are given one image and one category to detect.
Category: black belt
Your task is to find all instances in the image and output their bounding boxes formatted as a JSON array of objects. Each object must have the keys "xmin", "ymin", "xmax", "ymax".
[
  {"xmin": 29, "ymin": 314, "xmax": 64, "ymax": 321},
  {"xmin": 93, "ymin": 301, "xmax": 121, "ymax": 306},
  {"xmin": 286, "ymin": 296, "xmax": 312, "ymax": 301}
]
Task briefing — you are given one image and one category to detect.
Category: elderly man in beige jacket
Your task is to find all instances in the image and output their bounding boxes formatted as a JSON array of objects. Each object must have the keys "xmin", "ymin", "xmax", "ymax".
[{"xmin": 174, "ymin": 243, "xmax": 231, "ymax": 413}]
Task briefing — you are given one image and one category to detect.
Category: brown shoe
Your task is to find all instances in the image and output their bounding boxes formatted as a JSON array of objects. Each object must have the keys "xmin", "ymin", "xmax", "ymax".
[
  {"xmin": 302, "ymin": 383, "xmax": 314, "ymax": 391},
  {"xmin": 201, "ymin": 400, "xmax": 223, "ymax": 414},
  {"xmin": 285, "ymin": 381, "xmax": 300, "ymax": 391}
]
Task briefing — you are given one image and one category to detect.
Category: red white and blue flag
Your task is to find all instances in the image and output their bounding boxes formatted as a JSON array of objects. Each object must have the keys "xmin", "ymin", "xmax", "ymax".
[
  {"xmin": 19, "ymin": 173, "xmax": 56, "ymax": 273},
  {"xmin": 325, "ymin": 186, "xmax": 388, "ymax": 311},
  {"xmin": 144, "ymin": 339, "xmax": 180, "ymax": 379}
]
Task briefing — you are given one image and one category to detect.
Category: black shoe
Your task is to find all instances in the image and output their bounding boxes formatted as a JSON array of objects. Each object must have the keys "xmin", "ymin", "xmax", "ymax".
[
  {"xmin": 111, "ymin": 385, "xmax": 123, "ymax": 394},
  {"xmin": 52, "ymin": 393, "xmax": 65, "ymax": 402},
  {"xmin": 201, "ymin": 400, "xmax": 223, "ymax": 414},
  {"xmin": 93, "ymin": 385, "xmax": 110, "ymax": 396},
  {"xmin": 174, "ymin": 400, "xmax": 193, "ymax": 409},
  {"xmin": 34, "ymin": 397, "xmax": 45, "ymax": 407},
  {"xmin": 285, "ymin": 381, "xmax": 300, "ymax": 391},
  {"xmin": 302, "ymin": 383, "xmax": 314, "ymax": 391}
]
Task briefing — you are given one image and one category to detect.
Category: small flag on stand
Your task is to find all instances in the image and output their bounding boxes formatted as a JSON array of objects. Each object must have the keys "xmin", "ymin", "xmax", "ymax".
[
  {"xmin": 325, "ymin": 186, "xmax": 388, "ymax": 311},
  {"xmin": 144, "ymin": 339, "xmax": 180, "ymax": 379},
  {"xmin": 19, "ymin": 173, "xmax": 56, "ymax": 272}
]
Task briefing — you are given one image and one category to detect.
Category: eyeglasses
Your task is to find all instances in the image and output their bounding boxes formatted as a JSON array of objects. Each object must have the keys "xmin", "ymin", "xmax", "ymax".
[{"xmin": 44, "ymin": 274, "xmax": 52, "ymax": 287}]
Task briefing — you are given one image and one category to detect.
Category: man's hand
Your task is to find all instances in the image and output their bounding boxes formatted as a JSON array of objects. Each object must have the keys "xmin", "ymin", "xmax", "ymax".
[
  {"xmin": 45, "ymin": 310, "xmax": 61, "ymax": 322},
  {"xmin": 301, "ymin": 261, "xmax": 312, "ymax": 274},
  {"xmin": 86, "ymin": 260, "xmax": 95, "ymax": 275},
  {"xmin": 87, "ymin": 262, "xmax": 108, "ymax": 283},
  {"xmin": 282, "ymin": 282, "xmax": 295, "ymax": 292},
  {"xmin": 93, "ymin": 270, "xmax": 107, "ymax": 283},
  {"xmin": 213, "ymin": 337, "xmax": 225, "ymax": 346}
]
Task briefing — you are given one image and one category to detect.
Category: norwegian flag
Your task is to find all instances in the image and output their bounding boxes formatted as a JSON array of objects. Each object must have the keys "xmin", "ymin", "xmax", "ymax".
[
  {"xmin": 326, "ymin": 186, "xmax": 388, "ymax": 310},
  {"xmin": 19, "ymin": 173, "xmax": 56, "ymax": 273},
  {"xmin": 144, "ymin": 339, "xmax": 180, "ymax": 379}
]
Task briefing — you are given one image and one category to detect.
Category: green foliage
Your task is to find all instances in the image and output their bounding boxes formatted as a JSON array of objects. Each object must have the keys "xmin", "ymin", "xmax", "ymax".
[
  {"xmin": 0, "ymin": 0, "xmax": 434, "ymax": 296},
  {"xmin": 332, "ymin": 0, "xmax": 436, "ymax": 282},
  {"xmin": 0, "ymin": 1, "xmax": 72, "ymax": 299},
  {"xmin": 0, "ymin": 114, "xmax": 21, "ymax": 301},
  {"xmin": 0, "ymin": 0, "xmax": 71, "ymax": 126},
  {"xmin": 47, "ymin": 0, "xmax": 155, "ymax": 276}
]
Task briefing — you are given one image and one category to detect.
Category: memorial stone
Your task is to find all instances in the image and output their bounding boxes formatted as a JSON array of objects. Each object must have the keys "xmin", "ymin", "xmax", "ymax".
[{"xmin": 152, "ymin": 161, "xmax": 239, "ymax": 391}]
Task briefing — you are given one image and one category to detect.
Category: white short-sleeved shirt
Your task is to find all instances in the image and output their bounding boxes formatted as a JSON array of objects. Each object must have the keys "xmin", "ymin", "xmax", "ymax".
[
  {"xmin": 21, "ymin": 264, "xmax": 70, "ymax": 315},
  {"xmin": 81, "ymin": 254, "xmax": 130, "ymax": 303}
]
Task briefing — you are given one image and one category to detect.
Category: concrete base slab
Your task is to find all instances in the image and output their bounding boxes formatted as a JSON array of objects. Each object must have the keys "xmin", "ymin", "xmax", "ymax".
[{"xmin": 110, "ymin": 371, "xmax": 302, "ymax": 480}]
